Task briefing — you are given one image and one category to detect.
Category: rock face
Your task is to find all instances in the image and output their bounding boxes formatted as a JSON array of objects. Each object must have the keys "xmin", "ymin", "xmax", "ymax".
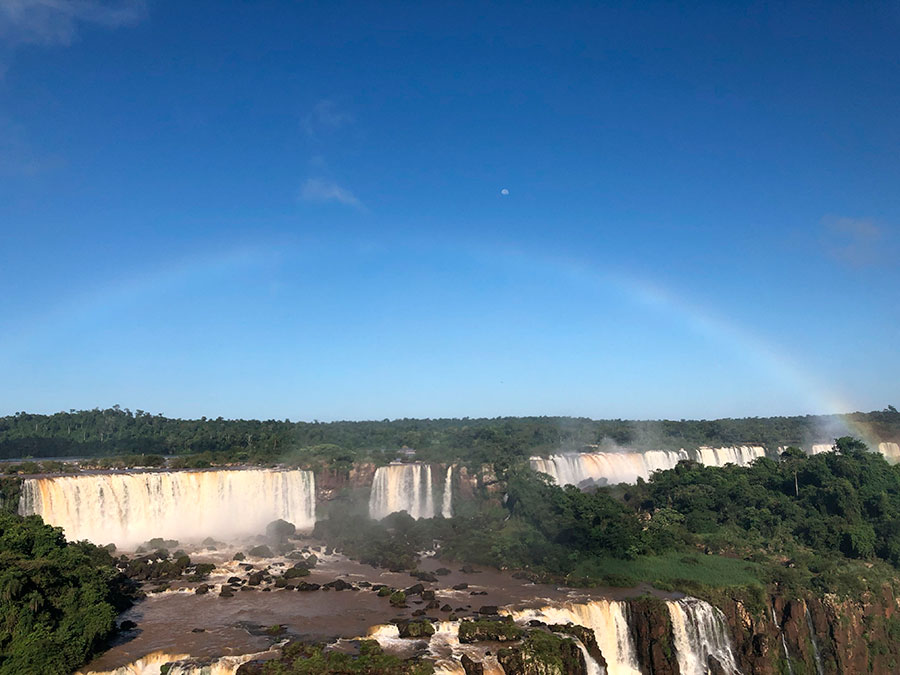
[
  {"xmin": 629, "ymin": 596, "xmax": 677, "ymax": 675},
  {"xmin": 709, "ymin": 586, "xmax": 900, "ymax": 675},
  {"xmin": 314, "ymin": 463, "xmax": 377, "ymax": 502}
]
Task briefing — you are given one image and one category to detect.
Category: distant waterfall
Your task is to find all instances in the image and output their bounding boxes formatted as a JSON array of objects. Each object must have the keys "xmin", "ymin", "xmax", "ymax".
[
  {"xmin": 531, "ymin": 446, "xmax": 765, "ymax": 487},
  {"xmin": 809, "ymin": 443, "xmax": 833, "ymax": 455},
  {"xmin": 694, "ymin": 446, "xmax": 765, "ymax": 467},
  {"xmin": 19, "ymin": 469, "xmax": 316, "ymax": 548},
  {"xmin": 441, "ymin": 465, "xmax": 454, "ymax": 518},
  {"xmin": 878, "ymin": 442, "xmax": 900, "ymax": 464},
  {"xmin": 507, "ymin": 600, "xmax": 641, "ymax": 675},
  {"xmin": 531, "ymin": 450, "xmax": 689, "ymax": 486},
  {"xmin": 667, "ymin": 597, "xmax": 741, "ymax": 674},
  {"xmin": 368, "ymin": 463, "xmax": 435, "ymax": 520}
]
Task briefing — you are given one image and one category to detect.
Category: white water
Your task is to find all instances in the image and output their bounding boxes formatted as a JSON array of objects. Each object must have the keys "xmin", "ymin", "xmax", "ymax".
[
  {"xmin": 531, "ymin": 446, "xmax": 765, "ymax": 487},
  {"xmin": 507, "ymin": 600, "xmax": 639, "ymax": 675},
  {"xmin": 694, "ymin": 446, "xmax": 765, "ymax": 468},
  {"xmin": 667, "ymin": 597, "xmax": 741, "ymax": 674},
  {"xmin": 78, "ymin": 649, "xmax": 270, "ymax": 675},
  {"xmin": 441, "ymin": 465, "xmax": 454, "ymax": 518},
  {"xmin": 20, "ymin": 469, "xmax": 316, "ymax": 548},
  {"xmin": 878, "ymin": 442, "xmax": 900, "ymax": 464},
  {"xmin": 771, "ymin": 606, "xmax": 794, "ymax": 675},
  {"xmin": 368, "ymin": 463, "xmax": 435, "ymax": 519},
  {"xmin": 531, "ymin": 450, "xmax": 689, "ymax": 486},
  {"xmin": 809, "ymin": 443, "xmax": 833, "ymax": 455},
  {"xmin": 804, "ymin": 606, "xmax": 824, "ymax": 675}
]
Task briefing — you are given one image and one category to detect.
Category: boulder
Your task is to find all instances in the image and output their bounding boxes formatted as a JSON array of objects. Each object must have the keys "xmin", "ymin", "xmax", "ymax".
[
  {"xmin": 460, "ymin": 654, "xmax": 484, "ymax": 675},
  {"xmin": 398, "ymin": 619, "xmax": 435, "ymax": 638}
]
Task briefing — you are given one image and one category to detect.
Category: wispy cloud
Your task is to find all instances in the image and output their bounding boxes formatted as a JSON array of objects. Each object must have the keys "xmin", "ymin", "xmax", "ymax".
[
  {"xmin": 821, "ymin": 216, "xmax": 886, "ymax": 267},
  {"xmin": 303, "ymin": 100, "xmax": 354, "ymax": 139},
  {"xmin": 0, "ymin": 114, "xmax": 63, "ymax": 175},
  {"xmin": 0, "ymin": 0, "xmax": 145, "ymax": 48},
  {"xmin": 299, "ymin": 178, "xmax": 364, "ymax": 210}
]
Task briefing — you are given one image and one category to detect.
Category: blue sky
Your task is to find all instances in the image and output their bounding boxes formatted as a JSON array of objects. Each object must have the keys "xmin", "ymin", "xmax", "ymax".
[{"xmin": 1, "ymin": 1, "xmax": 898, "ymax": 421}]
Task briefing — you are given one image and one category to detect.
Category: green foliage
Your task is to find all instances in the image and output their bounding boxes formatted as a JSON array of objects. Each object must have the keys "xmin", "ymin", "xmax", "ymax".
[
  {"xmin": 251, "ymin": 640, "xmax": 433, "ymax": 674},
  {"xmin": 0, "ymin": 512, "xmax": 135, "ymax": 674},
  {"xmin": 458, "ymin": 619, "xmax": 524, "ymax": 643}
]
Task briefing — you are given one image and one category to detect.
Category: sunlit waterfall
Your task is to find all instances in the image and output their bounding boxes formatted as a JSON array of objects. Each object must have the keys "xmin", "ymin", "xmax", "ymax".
[
  {"xmin": 78, "ymin": 649, "xmax": 270, "ymax": 675},
  {"xmin": 809, "ymin": 443, "xmax": 833, "ymax": 455},
  {"xmin": 441, "ymin": 465, "xmax": 454, "ymax": 518},
  {"xmin": 667, "ymin": 597, "xmax": 741, "ymax": 675},
  {"xmin": 368, "ymin": 463, "xmax": 435, "ymax": 519},
  {"xmin": 506, "ymin": 600, "xmax": 640, "ymax": 675},
  {"xmin": 530, "ymin": 450, "xmax": 689, "ymax": 486},
  {"xmin": 693, "ymin": 446, "xmax": 765, "ymax": 467},
  {"xmin": 878, "ymin": 442, "xmax": 900, "ymax": 464},
  {"xmin": 531, "ymin": 446, "xmax": 765, "ymax": 487},
  {"xmin": 19, "ymin": 469, "xmax": 316, "ymax": 548}
]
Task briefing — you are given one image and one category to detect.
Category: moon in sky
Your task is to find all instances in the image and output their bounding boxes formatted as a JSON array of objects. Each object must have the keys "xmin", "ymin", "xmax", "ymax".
[{"xmin": 500, "ymin": 188, "xmax": 509, "ymax": 196}]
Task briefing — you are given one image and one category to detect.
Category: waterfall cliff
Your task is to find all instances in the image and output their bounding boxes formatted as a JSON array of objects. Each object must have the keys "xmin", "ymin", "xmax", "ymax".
[
  {"xmin": 878, "ymin": 442, "xmax": 900, "ymax": 463},
  {"xmin": 667, "ymin": 597, "xmax": 741, "ymax": 674},
  {"xmin": 441, "ymin": 465, "xmax": 454, "ymax": 518},
  {"xmin": 368, "ymin": 463, "xmax": 435, "ymax": 519},
  {"xmin": 531, "ymin": 446, "xmax": 766, "ymax": 487},
  {"xmin": 19, "ymin": 468, "xmax": 316, "ymax": 548},
  {"xmin": 507, "ymin": 600, "xmax": 641, "ymax": 675}
]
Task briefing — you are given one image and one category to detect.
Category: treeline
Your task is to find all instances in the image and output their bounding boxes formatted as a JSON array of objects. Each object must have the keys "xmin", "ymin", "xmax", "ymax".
[{"xmin": 2, "ymin": 406, "xmax": 898, "ymax": 464}]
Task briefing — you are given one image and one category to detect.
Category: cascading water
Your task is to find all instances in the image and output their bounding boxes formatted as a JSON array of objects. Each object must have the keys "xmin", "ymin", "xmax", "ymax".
[
  {"xmin": 809, "ymin": 444, "xmax": 833, "ymax": 455},
  {"xmin": 441, "ymin": 465, "xmax": 454, "ymax": 518},
  {"xmin": 531, "ymin": 446, "xmax": 765, "ymax": 487},
  {"xmin": 19, "ymin": 469, "xmax": 316, "ymax": 548},
  {"xmin": 693, "ymin": 446, "xmax": 766, "ymax": 467},
  {"xmin": 771, "ymin": 606, "xmax": 794, "ymax": 675},
  {"xmin": 506, "ymin": 600, "xmax": 640, "ymax": 675},
  {"xmin": 530, "ymin": 450, "xmax": 689, "ymax": 486},
  {"xmin": 878, "ymin": 442, "xmax": 900, "ymax": 464},
  {"xmin": 368, "ymin": 463, "xmax": 435, "ymax": 520},
  {"xmin": 804, "ymin": 606, "xmax": 824, "ymax": 675},
  {"xmin": 78, "ymin": 650, "xmax": 271, "ymax": 675},
  {"xmin": 667, "ymin": 597, "xmax": 741, "ymax": 674}
]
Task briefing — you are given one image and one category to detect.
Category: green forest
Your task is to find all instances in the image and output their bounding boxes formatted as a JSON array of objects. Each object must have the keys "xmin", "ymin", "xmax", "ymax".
[
  {"xmin": 2, "ymin": 406, "xmax": 898, "ymax": 466},
  {"xmin": 0, "ymin": 513, "xmax": 136, "ymax": 675}
]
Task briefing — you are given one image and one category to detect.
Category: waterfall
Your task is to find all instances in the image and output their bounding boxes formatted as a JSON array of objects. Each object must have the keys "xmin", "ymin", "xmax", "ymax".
[
  {"xmin": 667, "ymin": 597, "xmax": 741, "ymax": 674},
  {"xmin": 771, "ymin": 606, "xmax": 794, "ymax": 675},
  {"xmin": 78, "ymin": 650, "xmax": 270, "ymax": 675},
  {"xmin": 693, "ymin": 446, "xmax": 765, "ymax": 467},
  {"xmin": 531, "ymin": 446, "xmax": 765, "ymax": 487},
  {"xmin": 804, "ymin": 606, "xmax": 824, "ymax": 675},
  {"xmin": 441, "ymin": 465, "xmax": 454, "ymax": 518},
  {"xmin": 878, "ymin": 442, "xmax": 900, "ymax": 464},
  {"xmin": 530, "ymin": 450, "xmax": 689, "ymax": 486},
  {"xmin": 809, "ymin": 444, "xmax": 833, "ymax": 455},
  {"xmin": 506, "ymin": 600, "xmax": 639, "ymax": 675},
  {"xmin": 19, "ymin": 469, "xmax": 316, "ymax": 548},
  {"xmin": 368, "ymin": 463, "xmax": 435, "ymax": 520}
]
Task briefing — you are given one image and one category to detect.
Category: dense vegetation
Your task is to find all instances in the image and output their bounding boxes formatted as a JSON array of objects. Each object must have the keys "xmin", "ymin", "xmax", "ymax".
[
  {"xmin": 2, "ymin": 406, "xmax": 898, "ymax": 467},
  {"xmin": 317, "ymin": 437, "xmax": 900, "ymax": 600},
  {"xmin": 0, "ymin": 512, "xmax": 135, "ymax": 675},
  {"xmin": 238, "ymin": 640, "xmax": 433, "ymax": 674}
]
